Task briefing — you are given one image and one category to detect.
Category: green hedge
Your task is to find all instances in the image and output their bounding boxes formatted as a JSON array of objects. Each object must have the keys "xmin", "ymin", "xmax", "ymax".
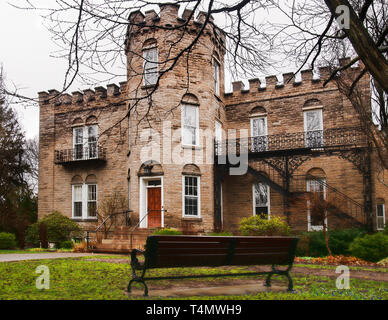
[
  {"xmin": 296, "ymin": 228, "xmax": 366, "ymax": 257},
  {"xmin": 207, "ymin": 231, "xmax": 233, "ymax": 236},
  {"xmin": 0, "ymin": 232, "xmax": 17, "ymax": 249},
  {"xmin": 60, "ymin": 240, "xmax": 74, "ymax": 249},
  {"xmin": 350, "ymin": 232, "xmax": 388, "ymax": 262},
  {"xmin": 152, "ymin": 228, "xmax": 183, "ymax": 235}
]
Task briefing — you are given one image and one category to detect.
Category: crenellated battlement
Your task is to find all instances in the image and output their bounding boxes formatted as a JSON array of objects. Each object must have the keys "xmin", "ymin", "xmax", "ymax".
[
  {"xmin": 38, "ymin": 81, "xmax": 127, "ymax": 108},
  {"xmin": 226, "ymin": 59, "xmax": 364, "ymax": 99},
  {"xmin": 127, "ymin": 3, "xmax": 224, "ymax": 43}
]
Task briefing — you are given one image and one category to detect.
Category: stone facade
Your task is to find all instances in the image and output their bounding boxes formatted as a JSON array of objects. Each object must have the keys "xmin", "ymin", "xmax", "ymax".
[{"xmin": 38, "ymin": 4, "xmax": 387, "ymax": 236}]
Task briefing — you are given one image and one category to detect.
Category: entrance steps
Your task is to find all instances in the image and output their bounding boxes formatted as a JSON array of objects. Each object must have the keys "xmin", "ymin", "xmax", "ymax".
[{"xmin": 90, "ymin": 226, "xmax": 155, "ymax": 253}]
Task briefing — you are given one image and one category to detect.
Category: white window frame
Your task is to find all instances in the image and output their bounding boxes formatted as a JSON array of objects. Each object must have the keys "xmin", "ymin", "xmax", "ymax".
[
  {"xmin": 72, "ymin": 183, "xmax": 98, "ymax": 220},
  {"xmin": 304, "ymin": 109, "xmax": 324, "ymax": 148},
  {"xmin": 143, "ymin": 46, "xmax": 158, "ymax": 86},
  {"xmin": 213, "ymin": 59, "xmax": 220, "ymax": 96},
  {"xmin": 250, "ymin": 116, "xmax": 268, "ymax": 152},
  {"xmin": 252, "ymin": 183, "xmax": 270, "ymax": 219},
  {"xmin": 73, "ymin": 125, "xmax": 98, "ymax": 160},
  {"xmin": 182, "ymin": 175, "xmax": 201, "ymax": 218},
  {"xmin": 181, "ymin": 104, "xmax": 200, "ymax": 147},
  {"xmin": 87, "ymin": 184, "xmax": 98, "ymax": 218},
  {"xmin": 306, "ymin": 178, "xmax": 327, "ymax": 231},
  {"xmin": 376, "ymin": 204, "xmax": 386, "ymax": 231},
  {"xmin": 72, "ymin": 184, "xmax": 83, "ymax": 219},
  {"xmin": 215, "ymin": 120, "xmax": 223, "ymax": 156}
]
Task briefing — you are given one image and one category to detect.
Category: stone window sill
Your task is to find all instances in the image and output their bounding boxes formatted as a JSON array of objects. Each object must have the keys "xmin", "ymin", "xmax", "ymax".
[
  {"xmin": 182, "ymin": 217, "xmax": 202, "ymax": 222},
  {"xmin": 72, "ymin": 218, "xmax": 98, "ymax": 222}
]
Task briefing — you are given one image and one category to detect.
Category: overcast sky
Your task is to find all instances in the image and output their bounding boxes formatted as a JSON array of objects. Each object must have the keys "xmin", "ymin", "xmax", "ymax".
[
  {"xmin": 0, "ymin": 1, "xmax": 294, "ymax": 140},
  {"xmin": 0, "ymin": 1, "xmax": 60, "ymax": 139}
]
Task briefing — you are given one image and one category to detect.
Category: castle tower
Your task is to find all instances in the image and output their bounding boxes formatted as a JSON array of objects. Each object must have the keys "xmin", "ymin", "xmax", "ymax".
[{"xmin": 124, "ymin": 4, "xmax": 227, "ymax": 233}]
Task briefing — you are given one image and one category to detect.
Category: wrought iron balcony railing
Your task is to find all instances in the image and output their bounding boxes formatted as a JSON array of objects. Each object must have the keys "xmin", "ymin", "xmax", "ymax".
[
  {"xmin": 215, "ymin": 126, "xmax": 367, "ymax": 156},
  {"xmin": 54, "ymin": 145, "xmax": 107, "ymax": 164}
]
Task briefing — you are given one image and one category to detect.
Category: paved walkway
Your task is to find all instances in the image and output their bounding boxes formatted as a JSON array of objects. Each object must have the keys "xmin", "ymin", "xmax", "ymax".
[
  {"xmin": 0, "ymin": 253, "xmax": 98, "ymax": 262},
  {"xmin": 128, "ymin": 284, "xmax": 285, "ymax": 297}
]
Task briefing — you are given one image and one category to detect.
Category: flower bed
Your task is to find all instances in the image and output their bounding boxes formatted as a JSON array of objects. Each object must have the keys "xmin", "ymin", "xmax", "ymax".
[{"xmin": 295, "ymin": 255, "xmax": 378, "ymax": 266}]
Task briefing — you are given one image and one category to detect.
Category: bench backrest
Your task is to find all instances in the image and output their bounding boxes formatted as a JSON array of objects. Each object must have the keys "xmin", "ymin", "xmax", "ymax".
[{"xmin": 144, "ymin": 235, "xmax": 299, "ymax": 269}]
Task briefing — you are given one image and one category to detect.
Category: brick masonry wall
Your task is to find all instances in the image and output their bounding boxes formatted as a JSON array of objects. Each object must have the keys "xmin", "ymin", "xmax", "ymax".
[{"xmin": 38, "ymin": 4, "xmax": 387, "ymax": 234}]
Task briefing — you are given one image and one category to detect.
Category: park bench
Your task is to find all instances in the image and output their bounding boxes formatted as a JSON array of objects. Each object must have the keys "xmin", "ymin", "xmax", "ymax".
[{"xmin": 127, "ymin": 235, "xmax": 299, "ymax": 296}]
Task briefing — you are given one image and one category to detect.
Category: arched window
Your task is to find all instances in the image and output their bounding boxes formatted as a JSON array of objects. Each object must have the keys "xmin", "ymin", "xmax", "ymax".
[
  {"xmin": 182, "ymin": 164, "xmax": 201, "ymax": 217},
  {"xmin": 252, "ymin": 172, "xmax": 270, "ymax": 219},
  {"xmin": 72, "ymin": 117, "xmax": 98, "ymax": 160},
  {"xmin": 303, "ymin": 99, "xmax": 324, "ymax": 148},
  {"xmin": 306, "ymin": 168, "xmax": 326, "ymax": 231},
  {"xmin": 250, "ymin": 107, "xmax": 268, "ymax": 152},
  {"xmin": 181, "ymin": 94, "xmax": 200, "ymax": 146},
  {"xmin": 143, "ymin": 38, "xmax": 158, "ymax": 86}
]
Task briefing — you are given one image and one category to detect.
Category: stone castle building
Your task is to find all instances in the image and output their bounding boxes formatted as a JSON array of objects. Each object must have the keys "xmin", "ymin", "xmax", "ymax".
[{"xmin": 38, "ymin": 4, "xmax": 387, "ymax": 251}]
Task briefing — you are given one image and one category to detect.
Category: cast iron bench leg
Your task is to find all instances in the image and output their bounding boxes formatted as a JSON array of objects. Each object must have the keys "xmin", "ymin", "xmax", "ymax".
[
  {"xmin": 286, "ymin": 272, "xmax": 295, "ymax": 293},
  {"xmin": 127, "ymin": 278, "xmax": 149, "ymax": 296}
]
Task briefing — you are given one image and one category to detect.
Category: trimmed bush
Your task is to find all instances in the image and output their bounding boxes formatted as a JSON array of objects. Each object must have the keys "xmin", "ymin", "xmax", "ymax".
[
  {"xmin": 0, "ymin": 232, "xmax": 17, "ymax": 249},
  {"xmin": 153, "ymin": 228, "xmax": 183, "ymax": 235},
  {"xmin": 60, "ymin": 240, "xmax": 74, "ymax": 249},
  {"xmin": 384, "ymin": 224, "xmax": 388, "ymax": 236},
  {"xmin": 26, "ymin": 211, "xmax": 82, "ymax": 247},
  {"xmin": 349, "ymin": 232, "xmax": 388, "ymax": 262},
  {"xmin": 239, "ymin": 215, "xmax": 291, "ymax": 236}
]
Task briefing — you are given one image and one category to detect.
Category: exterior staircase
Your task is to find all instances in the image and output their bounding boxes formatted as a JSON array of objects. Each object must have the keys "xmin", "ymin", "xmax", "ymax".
[
  {"xmin": 90, "ymin": 226, "xmax": 154, "ymax": 253},
  {"xmin": 248, "ymin": 165, "xmax": 366, "ymax": 226}
]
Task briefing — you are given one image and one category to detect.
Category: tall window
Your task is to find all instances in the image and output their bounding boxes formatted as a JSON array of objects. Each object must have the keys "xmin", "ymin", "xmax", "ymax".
[
  {"xmin": 304, "ymin": 109, "xmax": 323, "ymax": 148},
  {"xmin": 306, "ymin": 178, "xmax": 326, "ymax": 231},
  {"xmin": 251, "ymin": 117, "xmax": 268, "ymax": 152},
  {"xmin": 73, "ymin": 127, "xmax": 84, "ymax": 160},
  {"xmin": 72, "ymin": 183, "xmax": 97, "ymax": 219},
  {"xmin": 182, "ymin": 104, "xmax": 199, "ymax": 146},
  {"xmin": 143, "ymin": 47, "xmax": 158, "ymax": 86},
  {"xmin": 183, "ymin": 176, "xmax": 200, "ymax": 217},
  {"xmin": 214, "ymin": 60, "xmax": 220, "ymax": 96},
  {"xmin": 253, "ymin": 182, "xmax": 270, "ymax": 218},
  {"xmin": 73, "ymin": 185, "xmax": 83, "ymax": 218},
  {"xmin": 87, "ymin": 184, "xmax": 97, "ymax": 217},
  {"xmin": 73, "ymin": 125, "xmax": 98, "ymax": 160},
  {"xmin": 376, "ymin": 203, "xmax": 386, "ymax": 230}
]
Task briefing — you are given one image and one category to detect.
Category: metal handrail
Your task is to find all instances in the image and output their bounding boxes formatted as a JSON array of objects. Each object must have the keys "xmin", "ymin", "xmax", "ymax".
[
  {"xmin": 86, "ymin": 210, "xmax": 132, "ymax": 249},
  {"xmin": 129, "ymin": 208, "xmax": 166, "ymax": 249}
]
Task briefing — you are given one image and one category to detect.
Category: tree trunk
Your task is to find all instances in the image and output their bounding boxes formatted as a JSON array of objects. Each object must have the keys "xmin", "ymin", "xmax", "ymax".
[{"xmin": 325, "ymin": 0, "xmax": 388, "ymax": 92}]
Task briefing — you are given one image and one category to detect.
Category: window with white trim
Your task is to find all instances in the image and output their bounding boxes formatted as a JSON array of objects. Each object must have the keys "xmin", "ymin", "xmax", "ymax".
[
  {"xmin": 304, "ymin": 109, "xmax": 323, "ymax": 148},
  {"xmin": 376, "ymin": 203, "xmax": 386, "ymax": 230},
  {"xmin": 253, "ymin": 182, "xmax": 270, "ymax": 218},
  {"xmin": 214, "ymin": 59, "xmax": 220, "ymax": 96},
  {"xmin": 251, "ymin": 117, "xmax": 268, "ymax": 152},
  {"xmin": 183, "ymin": 176, "xmax": 200, "ymax": 217},
  {"xmin": 73, "ymin": 125, "xmax": 98, "ymax": 160},
  {"xmin": 306, "ymin": 178, "xmax": 327, "ymax": 231},
  {"xmin": 72, "ymin": 183, "xmax": 98, "ymax": 219},
  {"xmin": 143, "ymin": 47, "xmax": 158, "ymax": 86},
  {"xmin": 182, "ymin": 104, "xmax": 199, "ymax": 146},
  {"xmin": 72, "ymin": 185, "xmax": 83, "ymax": 218}
]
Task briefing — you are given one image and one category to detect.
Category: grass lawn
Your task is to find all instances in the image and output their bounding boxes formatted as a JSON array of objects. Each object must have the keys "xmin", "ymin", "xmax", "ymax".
[{"xmin": 0, "ymin": 257, "xmax": 387, "ymax": 300}]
